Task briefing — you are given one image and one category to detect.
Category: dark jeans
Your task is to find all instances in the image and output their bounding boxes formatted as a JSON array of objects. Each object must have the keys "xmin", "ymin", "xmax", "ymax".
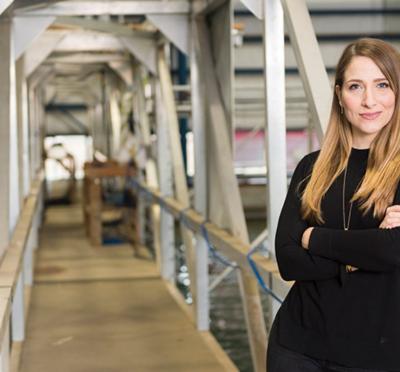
[{"xmin": 267, "ymin": 319, "xmax": 388, "ymax": 372}]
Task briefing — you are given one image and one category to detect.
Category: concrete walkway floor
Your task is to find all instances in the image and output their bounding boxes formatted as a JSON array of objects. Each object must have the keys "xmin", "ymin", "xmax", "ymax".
[{"xmin": 19, "ymin": 204, "xmax": 235, "ymax": 372}]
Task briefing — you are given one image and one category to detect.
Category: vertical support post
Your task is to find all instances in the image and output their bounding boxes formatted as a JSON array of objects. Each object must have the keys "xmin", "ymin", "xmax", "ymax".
[
  {"xmin": 32, "ymin": 195, "xmax": 42, "ymax": 250},
  {"xmin": 0, "ymin": 323, "xmax": 10, "ymax": 372},
  {"xmin": 195, "ymin": 17, "xmax": 267, "ymax": 371},
  {"xmin": 155, "ymin": 80, "xmax": 175, "ymax": 282},
  {"xmin": 190, "ymin": 17, "xmax": 209, "ymax": 331},
  {"xmin": 281, "ymin": 0, "xmax": 331, "ymax": 139},
  {"xmin": 134, "ymin": 67, "xmax": 162, "ymax": 270},
  {"xmin": 177, "ymin": 49, "xmax": 188, "ymax": 173},
  {"xmin": 89, "ymin": 178, "xmax": 102, "ymax": 246},
  {"xmin": 158, "ymin": 45, "xmax": 197, "ymax": 320},
  {"xmin": 24, "ymin": 225, "xmax": 36, "ymax": 286},
  {"xmin": 29, "ymin": 84, "xmax": 43, "ymax": 180},
  {"xmin": 263, "ymin": 0, "xmax": 286, "ymax": 259},
  {"xmin": 136, "ymin": 183, "xmax": 147, "ymax": 246},
  {"xmin": 0, "ymin": 18, "xmax": 16, "ymax": 256},
  {"xmin": 37, "ymin": 87, "xmax": 46, "ymax": 174},
  {"xmin": 131, "ymin": 75, "xmax": 147, "ymax": 247},
  {"xmin": 31, "ymin": 213, "xmax": 39, "ymax": 252},
  {"xmin": 262, "ymin": 0, "xmax": 287, "ymax": 323},
  {"xmin": 16, "ymin": 56, "xmax": 30, "ymax": 204},
  {"xmin": 27, "ymin": 83, "xmax": 35, "ymax": 182},
  {"xmin": 11, "ymin": 272, "xmax": 25, "ymax": 342}
]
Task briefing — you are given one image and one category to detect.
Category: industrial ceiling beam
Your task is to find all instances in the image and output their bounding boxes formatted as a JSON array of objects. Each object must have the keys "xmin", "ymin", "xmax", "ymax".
[
  {"xmin": 192, "ymin": 0, "xmax": 227, "ymax": 16},
  {"xmin": 147, "ymin": 14, "xmax": 188, "ymax": 54},
  {"xmin": 108, "ymin": 60, "xmax": 133, "ymax": 86},
  {"xmin": 24, "ymin": 30, "xmax": 67, "ymax": 77},
  {"xmin": 239, "ymin": 0, "xmax": 262, "ymax": 19},
  {"xmin": 46, "ymin": 52, "xmax": 127, "ymax": 64},
  {"xmin": 14, "ymin": 1, "xmax": 190, "ymax": 16},
  {"xmin": 54, "ymin": 32, "xmax": 125, "ymax": 52},
  {"xmin": 0, "ymin": 0, "xmax": 13, "ymax": 14},
  {"xmin": 120, "ymin": 36, "xmax": 157, "ymax": 75},
  {"xmin": 13, "ymin": 16, "xmax": 55, "ymax": 60},
  {"xmin": 54, "ymin": 16, "xmax": 155, "ymax": 39}
]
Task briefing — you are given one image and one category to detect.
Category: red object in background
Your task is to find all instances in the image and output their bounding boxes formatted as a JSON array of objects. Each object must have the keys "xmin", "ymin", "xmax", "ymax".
[{"xmin": 234, "ymin": 129, "xmax": 319, "ymax": 173}]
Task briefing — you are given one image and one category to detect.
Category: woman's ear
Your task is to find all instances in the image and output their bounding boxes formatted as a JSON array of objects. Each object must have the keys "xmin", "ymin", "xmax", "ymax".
[{"xmin": 335, "ymin": 85, "xmax": 342, "ymax": 106}]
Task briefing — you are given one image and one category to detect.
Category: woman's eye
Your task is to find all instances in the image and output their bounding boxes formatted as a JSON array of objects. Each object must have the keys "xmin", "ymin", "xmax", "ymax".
[
  {"xmin": 377, "ymin": 81, "xmax": 390, "ymax": 88},
  {"xmin": 349, "ymin": 84, "xmax": 361, "ymax": 90}
]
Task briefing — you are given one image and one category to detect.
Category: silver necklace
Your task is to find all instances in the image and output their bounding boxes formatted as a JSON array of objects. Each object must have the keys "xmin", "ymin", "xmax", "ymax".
[
  {"xmin": 342, "ymin": 166, "xmax": 353, "ymax": 230},
  {"xmin": 342, "ymin": 166, "xmax": 363, "ymax": 231}
]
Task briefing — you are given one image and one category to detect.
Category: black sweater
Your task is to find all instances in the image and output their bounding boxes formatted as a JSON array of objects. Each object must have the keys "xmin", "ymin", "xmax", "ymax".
[{"xmin": 275, "ymin": 147, "xmax": 400, "ymax": 370}]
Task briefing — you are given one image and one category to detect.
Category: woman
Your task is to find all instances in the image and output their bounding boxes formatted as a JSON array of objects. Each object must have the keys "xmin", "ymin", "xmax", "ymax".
[{"xmin": 268, "ymin": 38, "xmax": 400, "ymax": 372}]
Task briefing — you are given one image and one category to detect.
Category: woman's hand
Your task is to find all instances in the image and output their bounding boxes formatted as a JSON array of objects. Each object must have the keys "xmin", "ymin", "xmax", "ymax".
[
  {"xmin": 302, "ymin": 227, "xmax": 359, "ymax": 273},
  {"xmin": 301, "ymin": 227, "xmax": 314, "ymax": 249},
  {"xmin": 380, "ymin": 205, "xmax": 400, "ymax": 229}
]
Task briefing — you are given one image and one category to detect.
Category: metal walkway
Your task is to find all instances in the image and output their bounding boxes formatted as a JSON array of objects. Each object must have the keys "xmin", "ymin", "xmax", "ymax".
[{"xmin": 18, "ymin": 204, "xmax": 234, "ymax": 372}]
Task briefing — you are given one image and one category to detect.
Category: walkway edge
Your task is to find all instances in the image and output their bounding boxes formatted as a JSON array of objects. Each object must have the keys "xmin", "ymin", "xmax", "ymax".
[{"xmin": 164, "ymin": 281, "xmax": 239, "ymax": 372}]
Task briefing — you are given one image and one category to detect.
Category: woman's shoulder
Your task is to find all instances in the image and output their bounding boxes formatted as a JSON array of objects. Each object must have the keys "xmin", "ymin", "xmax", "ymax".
[{"xmin": 296, "ymin": 150, "xmax": 320, "ymax": 173}]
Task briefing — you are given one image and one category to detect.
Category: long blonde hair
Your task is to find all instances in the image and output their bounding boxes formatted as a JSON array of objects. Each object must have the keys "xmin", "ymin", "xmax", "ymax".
[{"xmin": 301, "ymin": 38, "xmax": 400, "ymax": 224}]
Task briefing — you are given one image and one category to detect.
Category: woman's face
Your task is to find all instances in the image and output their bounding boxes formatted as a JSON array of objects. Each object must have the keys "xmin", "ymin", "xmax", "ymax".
[{"xmin": 336, "ymin": 56, "xmax": 396, "ymax": 148}]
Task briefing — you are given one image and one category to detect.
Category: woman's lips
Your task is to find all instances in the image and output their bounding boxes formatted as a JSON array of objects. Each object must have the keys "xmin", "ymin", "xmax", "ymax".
[{"xmin": 360, "ymin": 112, "xmax": 381, "ymax": 120}]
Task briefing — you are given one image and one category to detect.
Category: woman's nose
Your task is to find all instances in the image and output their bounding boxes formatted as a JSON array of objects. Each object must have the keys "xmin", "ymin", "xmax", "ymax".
[{"xmin": 362, "ymin": 87, "xmax": 377, "ymax": 108}]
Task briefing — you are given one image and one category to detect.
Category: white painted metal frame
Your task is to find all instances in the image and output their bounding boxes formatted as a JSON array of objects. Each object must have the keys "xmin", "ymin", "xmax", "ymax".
[
  {"xmin": 0, "ymin": 19, "xmax": 15, "ymax": 255},
  {"xmin": 15, "ymin": 1, "xmax": 190, "ymax": 16},
  {"xmin": 0, "ymin": 0, "xmax": 13, "ymax": 14},
  {"xmin": 263, "ymin": 0, "xmax": 286, "ymax": 260},
  {"xmin": 134, "ymin": 66, "xmax": 162, "ymax": 271},
  {"xmin": 155, "ymin": 79, "xmax": 176, "ymax": 282},
  {"xmin": 120, "ymin": 36, "xmax": 157, "ymax": 76},
  {"xmin": 0, "ymin": 170, "xmax": 43, "ymax": 372},
  {"xmin": 194, "ymin": 12, "xmax": 266, "ymax": 371},
  {"xmin": 281, "ymin": 0, "xmax": 331, "ymax": 139},
  {"xmin": 147, "ymin": 14, "xmax": 189, "ymax": 54},
  {"xmin": 157, "ymin": 45, "xmax": 198, "ymax": 320},
  {"xmin": 190, "ymin": 17, "xmax": 209, "ymax": 331},
  {"xmin": 13, "ymin": 16, "xmax": 55, "ymax": 60}
]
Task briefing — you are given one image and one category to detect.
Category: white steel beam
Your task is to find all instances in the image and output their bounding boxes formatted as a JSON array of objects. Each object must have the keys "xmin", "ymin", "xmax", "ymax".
[
  {"xmin": 282, "ymin": 0, "xmax": 332, "ymax": 139},
  {"xmin": 16, "ymin": 56, "xmax": 30, "ymax": 206},
  {"xmin": 9, "ymin": 49, "xmax": 20, "ymax": 236},
  {"xmin": 147, "ymin": 14, "xmax": 188, "ymax": 55},
  {"xmin": 0, "ymin": 323, "xmax": 10, "ymax": 372},
  {"xmin": 24, "ymin": 30, "xmax": 67, "ymax": 77},
  {"xmin": 134, "ymin": 69, "xmax": 162, "ymax": 271},
  {"xmin": 108, "ymin": 61, "xmax": 133, "ymax": 86},
  {"xmin": 13, "ymin": 16, "xmax": 55, "ymax": 60},
  {"xmin": 158, "ymin": 45, "xmax": 197, "ymax": 319},
  {"xmin": 262, "ymin": 0, "xmax": 287, "ymax": 327},
  {"xmin": 190, "ymin": 18, "xmax": 209, "ymax": 331},
  {"xmin": 0, "ymin": 0, "xmax": 13, "ymax": 14},
  {"xmin": 240, "ymin": 0, "xmax": 262, "ymax": 19},
  {"xmin": 196, "ymin": 18, "xmax": 266, "ymax": 372},
  {"xmin": 24, "ymin": 226, "xmax": 35, "ymax": 286},
  {"xmin": 192, "ymin": 0, "xmax": 226, "ymax": 16},
  {"xmin": 197, "ymin": 23, "xmax": 242, "ymax": 240},
  {"xmin": 11, "ymin": 272, "xmax": 25, "ymax": 342},
  {"xmin": 15, "ymin": 1, "xmax": 190, "ymax": 16},
  {"xmin": 262, "ymin": 0, "xmax": 286, "ymax": 259},
  {"xmin": 209, "ymin": 2, "xmax": 234, "ymax": 145},
  {"xmin": 55, "ymin": 32, "xmax": 125, "ymax": 52},
  {"xmin": 0, "ymin": 19, "xmax": 18, "ymax": 255},
  {"xmin": 47, "ymin": 52, "xmax": 126, "ymax": 64},
  {"xmin": 120, "ymin": 36, "xmax": 157, "ymax": 75},
  {"xmin": 155, "ymin": 79, "xmax": 175, "ymax": 282},
  {"xmin": 55, "ymin": 16, "xmax": 155, "ymax": 39}
]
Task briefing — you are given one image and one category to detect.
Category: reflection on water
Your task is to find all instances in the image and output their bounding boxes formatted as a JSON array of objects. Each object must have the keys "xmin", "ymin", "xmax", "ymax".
[{"xmin": 175, "ymin": 219, "xmax": 271, "ymax": 372}]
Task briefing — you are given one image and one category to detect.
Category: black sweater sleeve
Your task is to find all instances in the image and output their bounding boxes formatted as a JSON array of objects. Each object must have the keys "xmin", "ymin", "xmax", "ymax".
[
  {"xmin": 275, "ymin": 154, "xmax": 341, "ymax": 281},
  {"xmin": 309, "ymin": 226, "xmax": 400, "ymax": 272}
]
